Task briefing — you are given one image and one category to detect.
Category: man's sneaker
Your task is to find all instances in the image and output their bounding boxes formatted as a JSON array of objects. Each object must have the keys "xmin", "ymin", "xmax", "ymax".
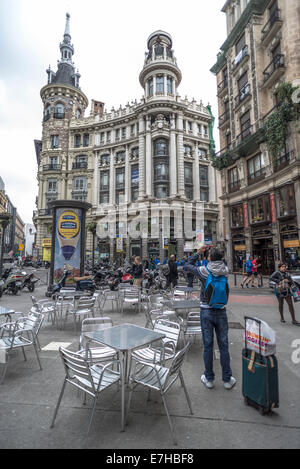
[
  {"xmin": 201, "ymin": 374, "xmax": 214, "ymax": 389},
  {"xmin": 224, "ymin": 377, "xmax": 236, "ymax": 390}
]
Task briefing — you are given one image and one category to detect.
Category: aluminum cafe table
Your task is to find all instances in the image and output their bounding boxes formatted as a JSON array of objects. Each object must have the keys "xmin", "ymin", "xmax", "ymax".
[
  {"xmin": 161, "ymin": 299, "xmax": 200, "ymax": 315},
  {"xmin": 0, "ymin": 307, "xmax": 15, "ymax": 323},
  {"xmin": 83, "ymin": 323, "xmax": 165, "ymax": 431}
]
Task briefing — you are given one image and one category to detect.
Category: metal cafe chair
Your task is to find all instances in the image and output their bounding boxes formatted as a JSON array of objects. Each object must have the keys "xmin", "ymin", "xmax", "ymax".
[
  {"xmin": 183, "ymin": 311, "xmax": 202, "ymax": 346},
  {"xmin": 50, "ymin": 347, "xmax": 121, "ymax": 438},
  {"xmin": 120, "ymin": 287, "xmax": 141, "ymax": 316},
  {"xmin": 77, "ymin": 317, "xmax": 118, "ymax": 364},
  {"xmin": 64, "ymin": 297, "xmax": 96, "ymax": 331},
  {"xmin": 0, "ymin": 315, "xmax": 43, "ymax": 384},
  {"xmin": 126, "ymin": 342, "xmax": 193, "ymax": 445},
  {"xmin": 31, "ymin": 295, "xmax": 57, "ymax": 325},
  {"xmin": 131, "ymin": 318, "xmax": 181, "ymax": 365}
]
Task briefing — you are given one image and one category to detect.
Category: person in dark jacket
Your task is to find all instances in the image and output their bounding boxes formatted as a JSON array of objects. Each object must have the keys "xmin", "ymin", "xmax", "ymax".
[
  {"xmin": 167, "ymin": 254, "xmax": 178, "ymax": 289},
  {"xmin": 132, "ymin": 256, "xmax": 143, "ymax": 287},
  {"xmin": 269, "ymin": 262, "xmax": 300, "ymax": 325}
]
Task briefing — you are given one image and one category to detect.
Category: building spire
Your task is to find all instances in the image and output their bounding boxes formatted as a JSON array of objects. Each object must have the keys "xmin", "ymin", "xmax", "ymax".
[
  {"xmin": 64, "ymin": 12, "xmax": 71, "ymax": 38},
  {"xmin": 59, "ymin": 12, "xmax": 74, "ymax": 65}
]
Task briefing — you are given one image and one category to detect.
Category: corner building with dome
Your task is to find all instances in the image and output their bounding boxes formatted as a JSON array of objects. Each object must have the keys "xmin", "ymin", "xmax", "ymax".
[{"xmin": 33, "ymin": 15, "xmax": 222, "ymax": 262}]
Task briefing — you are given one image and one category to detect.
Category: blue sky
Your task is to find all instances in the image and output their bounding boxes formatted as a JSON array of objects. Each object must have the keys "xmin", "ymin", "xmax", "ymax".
[{"xmin": 0, "ymin": 0, "xmax": 227, "ymax": 223}]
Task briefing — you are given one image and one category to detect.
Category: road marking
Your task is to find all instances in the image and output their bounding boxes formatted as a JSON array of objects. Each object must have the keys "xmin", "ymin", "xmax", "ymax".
[{"xmin": 41, "ymin": 342, "xmax": 71, "ymax": 351}]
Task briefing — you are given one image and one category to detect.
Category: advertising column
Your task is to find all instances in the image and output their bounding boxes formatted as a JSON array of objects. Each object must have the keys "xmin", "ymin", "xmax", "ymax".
[{"xmin": 48, "ymin": 200, "xmax": 92, "ymax": 291}]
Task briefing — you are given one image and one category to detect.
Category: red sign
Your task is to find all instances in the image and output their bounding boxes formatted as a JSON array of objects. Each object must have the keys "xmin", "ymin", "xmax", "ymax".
[
  {"xmin": 270, "ymin": 194, "xmax": 276, "ymax": 224},
  {"xmin": 243, "ymin": 203, "xmax": 249, "ymax": 229}
]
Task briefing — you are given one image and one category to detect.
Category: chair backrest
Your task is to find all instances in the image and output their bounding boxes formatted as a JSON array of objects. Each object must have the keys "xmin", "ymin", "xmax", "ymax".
[
  {"xmin": 25, "ymin": 311, "xmax": 44, "ymax": 336},
  {"xmin": 76, "ymin": 297, "xmax": 96, "ymax": 310},
  {"xmin": 166, "ymin": 342, "xmax": 191, "ymax": 382},
  {"xmin": 59, "ymin": 347, "xmax": 96, "ymax": 394},
  {"xmin": 153, "ymin": 318, "xmax": 180, "ymax": 348},
  {"xmin": 123, "ymin": 288, "xmax": 140, "ymax": 300},
  {"xmin": 81, "ymin": 316, "xmax": 113, "ymax": 334}
]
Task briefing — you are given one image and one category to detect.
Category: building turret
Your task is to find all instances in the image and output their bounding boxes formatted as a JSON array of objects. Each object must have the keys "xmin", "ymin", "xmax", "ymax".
[{"xmin": 139, "ymin": 30, "xmax": 182, "ymax": 100}]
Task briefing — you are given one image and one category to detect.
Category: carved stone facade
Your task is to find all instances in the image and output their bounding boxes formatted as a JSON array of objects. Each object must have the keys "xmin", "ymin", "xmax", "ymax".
[{"xmin": 34, "ymin": 21, "xmax": 221, "ymax": 262}]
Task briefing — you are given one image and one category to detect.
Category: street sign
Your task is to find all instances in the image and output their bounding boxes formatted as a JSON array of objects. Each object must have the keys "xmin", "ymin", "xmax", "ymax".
[{"xmin": 18, "ymin": 244, "xmax": 24, "ymax": 251}]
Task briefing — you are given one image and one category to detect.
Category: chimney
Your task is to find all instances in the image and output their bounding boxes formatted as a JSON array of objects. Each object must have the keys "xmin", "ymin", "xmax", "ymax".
[{"xmin": 91, "ymin": 100, "xmax": 105, "ymax": 116}]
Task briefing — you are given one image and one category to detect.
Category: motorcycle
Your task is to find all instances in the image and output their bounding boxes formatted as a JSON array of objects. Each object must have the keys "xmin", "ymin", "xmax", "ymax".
[
  {"xmin": 51, "ymin": 270, "xmax": 96, "ymax": 297},
  {"xmin": 0, "ymin": 268, "xmax": 23, "ymax": 296},
  {"xmin": 19, "ymin": 271, "xmax": 39, "ymax": 292}
]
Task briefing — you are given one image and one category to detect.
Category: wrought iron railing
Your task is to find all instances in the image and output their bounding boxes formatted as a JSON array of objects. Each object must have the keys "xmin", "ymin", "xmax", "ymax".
[
  {"xmin": 262, "ymin": 8, "xmax": 281, "ymax": 41},
  {"xmin": 263, "ymin": 54, "xmax": 285, "ymax": 83}
]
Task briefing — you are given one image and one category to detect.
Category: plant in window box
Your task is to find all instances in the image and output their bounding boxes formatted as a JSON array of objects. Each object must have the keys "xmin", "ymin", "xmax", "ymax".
[{"xmin": 210, "ymin": 150, "xmax": 234, "ymax": 170}]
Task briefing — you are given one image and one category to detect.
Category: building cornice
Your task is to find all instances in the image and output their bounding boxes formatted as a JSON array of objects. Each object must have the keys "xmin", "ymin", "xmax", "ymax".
[{"xmin": 210, "ymin": 0, "xmax": 270, "ymax": 75}]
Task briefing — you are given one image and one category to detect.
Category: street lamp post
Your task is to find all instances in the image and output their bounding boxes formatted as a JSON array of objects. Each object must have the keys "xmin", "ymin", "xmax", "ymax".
[{"xmin": 0, "ymin": 213, "xmax": 12, "ymax": 278}]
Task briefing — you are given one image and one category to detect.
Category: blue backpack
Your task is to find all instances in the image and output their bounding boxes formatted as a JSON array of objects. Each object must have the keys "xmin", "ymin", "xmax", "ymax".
[{"xmin": 204, "ymin": 268, "xmax": 229, "ymax": 309}]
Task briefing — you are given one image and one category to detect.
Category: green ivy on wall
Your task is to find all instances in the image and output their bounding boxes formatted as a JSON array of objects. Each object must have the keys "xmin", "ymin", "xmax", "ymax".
[{"xmin": 264, "ymin": 82, "xmax": 300, "ymax": 158}]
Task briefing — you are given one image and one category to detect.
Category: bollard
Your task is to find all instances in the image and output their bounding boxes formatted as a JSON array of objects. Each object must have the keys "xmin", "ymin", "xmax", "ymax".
[{"xmin": 234, "ymin": 273, "xmax": 237, "ymax": 286}]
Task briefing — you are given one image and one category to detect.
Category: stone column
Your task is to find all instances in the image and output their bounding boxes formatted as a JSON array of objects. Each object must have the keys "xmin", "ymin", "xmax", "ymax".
[
  {"xmin": 93, "ymin": 151, "xmax": 99, "ymax": 206},
  {"xmin": 145, "ymin": 116, "xmax": 152, "ymax": 197},
  {"xmin": 176, "ymin": 112, "xmax": 185, "ymax": 197},
  {"xmin": 193, "ymin": 144, "xmax": 200, "ymax": 201},
  {"xmin": 138, "ymin": 116, "xmax": 146, "ymax": 199},
  {"xmin": 169, "ymin": 113, "xmax": 177, "ymax": 197},
  {"xmin": 125, "ymin": 146, "xmax": 130, "ymax": 204},
  {"xmin": 208, "ymin": 164, "xmax": 216, "ymax": 202},
  {"xmin": 109, "ymin": 148, "xmax": 115, "ymax": 205}
]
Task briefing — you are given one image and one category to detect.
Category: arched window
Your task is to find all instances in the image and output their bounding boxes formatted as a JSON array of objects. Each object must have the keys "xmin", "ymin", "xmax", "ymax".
[
  {"xmin": 156, "ymin": 75, "xmax": 164, "ymax": 94},
  {"xmin": 154, "ymin": 138, "xmax": 168, "ymax": 157},
  {"xmin": 76, "ymin": 109, "xmax": 81, "ymax": 119}
]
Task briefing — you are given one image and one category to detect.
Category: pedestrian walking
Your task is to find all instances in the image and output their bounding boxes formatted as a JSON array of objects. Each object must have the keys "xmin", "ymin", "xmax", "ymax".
[
  {"xmin": 249, "ymin": 256, "xmax": 261, "ymax": 288},
  {"xmin": 166, "ymin": 254, "xmax": 178, "ymax": 289},
  {"xmin": 184, "ymin": 247, "xmax": 236, "ymax": 390},
  {"xmin": 241, "ymin": 256, "xmax": 253, "ymax": 288},
  {"xmin": 132, "ymin": 256, "xmax": 143, "ymax": 287},
  {"xmin": 269, "ymin": 262, "xmax": 300, "ymax": 325}
]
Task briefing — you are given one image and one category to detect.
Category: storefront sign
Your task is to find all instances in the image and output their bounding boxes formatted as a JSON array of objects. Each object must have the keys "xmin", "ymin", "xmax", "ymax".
[
  {"xmin": 234, "ymin": 245, "xmax": 246, "ymax": 251},
  {"xmin": 283, "ymin": 239, "xmax": 300, "ymax": 248},
  {"xmin": 42, "ymin": 238, "xmax": 52, "ymax": 247}
]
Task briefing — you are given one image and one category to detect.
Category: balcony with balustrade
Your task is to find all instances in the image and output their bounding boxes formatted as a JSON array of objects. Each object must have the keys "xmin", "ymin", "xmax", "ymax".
[
  {"xmin": 261, "ymin": 8, "xmax": 282, "ymax": 47},
  {"xmin": 262, "ymin": 54, "xmax": 285, "ymax": 88}
]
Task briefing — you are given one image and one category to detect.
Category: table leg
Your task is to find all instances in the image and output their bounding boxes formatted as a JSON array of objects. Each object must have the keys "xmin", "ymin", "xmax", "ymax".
[{"xmin": 120, "ymin": 351, "xmax": 126, "ymax": 432}]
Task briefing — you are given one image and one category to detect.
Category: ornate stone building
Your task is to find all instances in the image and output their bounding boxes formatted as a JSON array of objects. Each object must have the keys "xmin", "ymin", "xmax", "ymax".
[
  {"xmin": 34, "ymin": 15, "xmax": 221, "ymax": 262},
  {"xmin": 211, "ymin": 0, "xmax": 300, "ymax": 274}
]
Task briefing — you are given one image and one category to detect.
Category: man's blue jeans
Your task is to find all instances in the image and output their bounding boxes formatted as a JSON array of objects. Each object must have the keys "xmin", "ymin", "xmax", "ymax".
[{"xmin": 200, "ymin": 307, "xmax": 232, "ymax": 383}]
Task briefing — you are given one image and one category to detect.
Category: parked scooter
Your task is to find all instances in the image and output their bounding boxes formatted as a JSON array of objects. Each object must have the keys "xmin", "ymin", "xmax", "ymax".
[
  {"xmin": 19, "ymin": 271, "xmax": 39, "ymax": 292},
  {"xmin": 0, "ymin": 268, "xmax": 23, "ymax": 296},
  {"xmin": 51, "ymin": 270, "xmax": 96, "ymax": 297}
]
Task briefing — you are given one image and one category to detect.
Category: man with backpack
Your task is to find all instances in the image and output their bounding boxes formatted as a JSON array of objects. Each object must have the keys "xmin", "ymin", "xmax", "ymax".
[{"xmin": 184, "ymin": 247, "xmax": 236, "ymax": 390}]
